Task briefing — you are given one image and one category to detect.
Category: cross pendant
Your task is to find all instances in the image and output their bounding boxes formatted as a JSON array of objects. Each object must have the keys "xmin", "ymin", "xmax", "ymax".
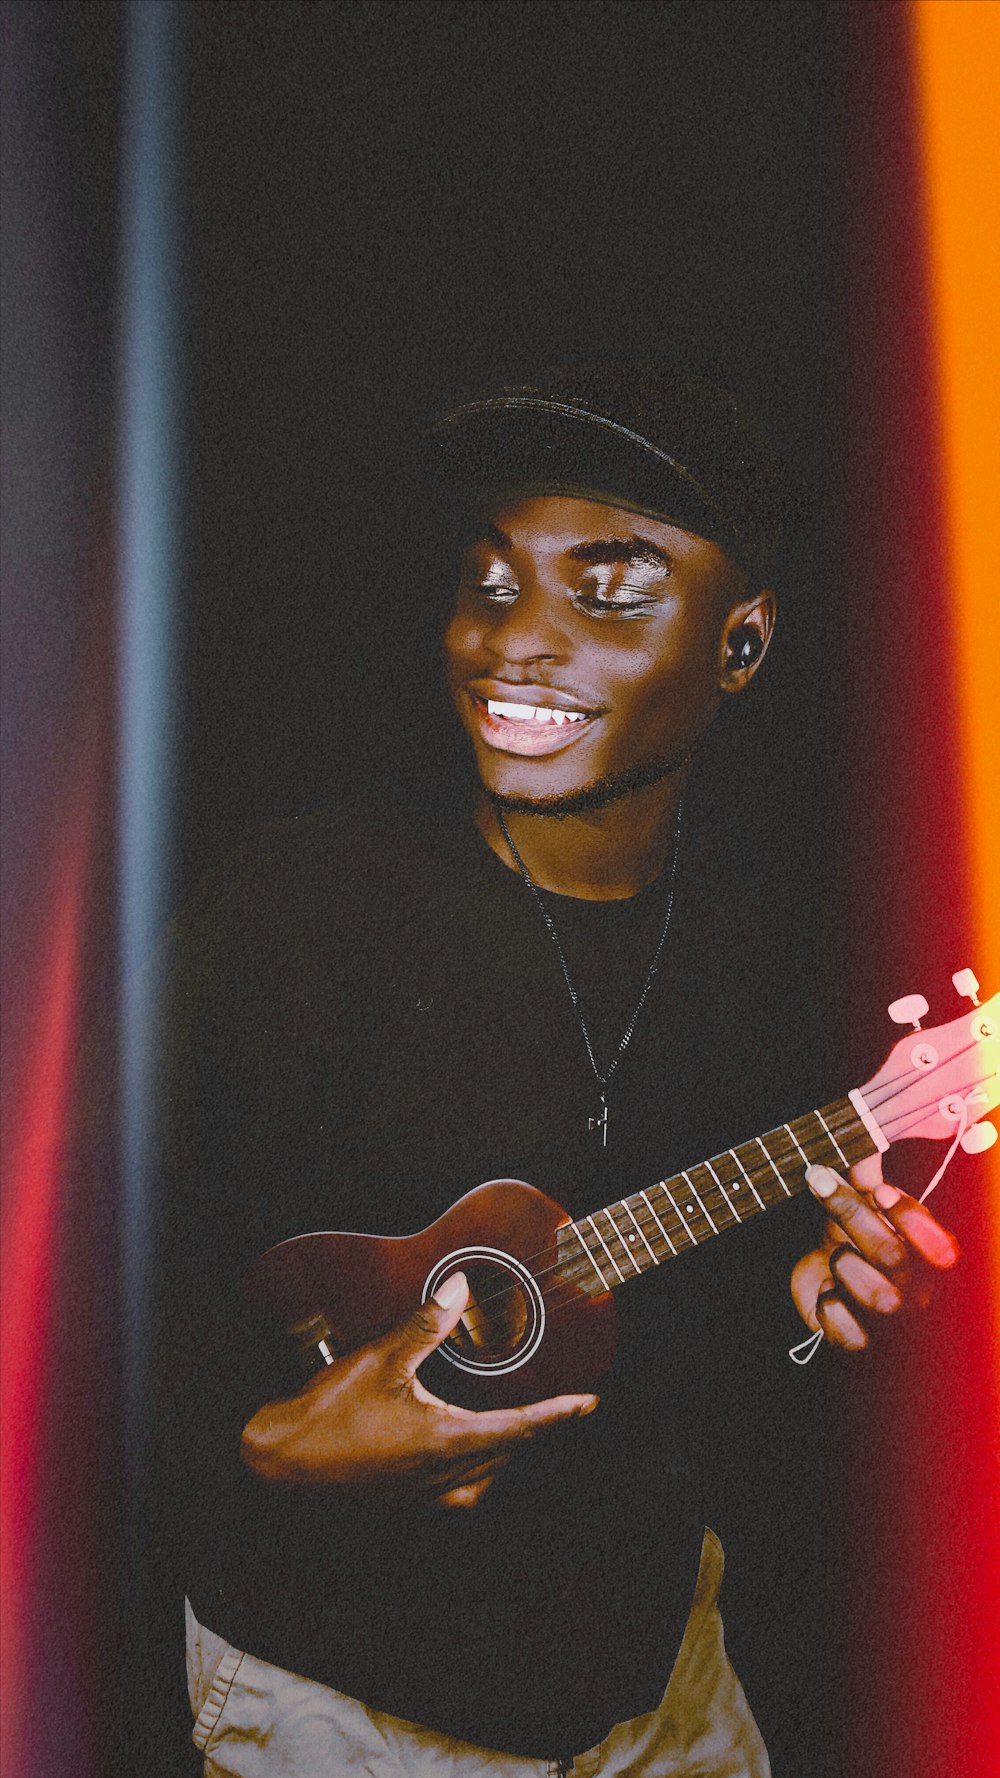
[{"xmin": 588, "ymin": 1096, "xmax": 609, "ymax": 1149}]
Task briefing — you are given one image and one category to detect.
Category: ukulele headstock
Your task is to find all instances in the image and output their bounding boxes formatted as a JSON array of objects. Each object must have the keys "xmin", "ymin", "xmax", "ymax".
[{"xmin": 857, "ymin": 972, "xmax": 999, "ymax": 1152}]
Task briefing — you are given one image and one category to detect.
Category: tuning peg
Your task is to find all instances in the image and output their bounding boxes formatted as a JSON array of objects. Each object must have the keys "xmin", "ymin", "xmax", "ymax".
[
  {"xmin": 961, "ymin": 1121, "xmax": 997, "ymax": 1154},
  {"xmin": 888, "ymin": 993, "xmax": 930, "ymax": 1031},
  {"xmin": 952, "ymin": 968, "xmax": 981, "ymax": 1006}
]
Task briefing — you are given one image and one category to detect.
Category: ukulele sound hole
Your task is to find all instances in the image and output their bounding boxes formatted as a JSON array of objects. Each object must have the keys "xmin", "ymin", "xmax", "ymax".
[{"xmin": 422, "ymin": 1247, "xmax": 546, "ymax": 1376}]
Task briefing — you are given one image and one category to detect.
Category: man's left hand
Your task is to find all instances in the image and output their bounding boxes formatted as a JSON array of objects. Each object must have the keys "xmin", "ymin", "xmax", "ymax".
[{"xmin": 790, "ymin": 1154, "xmax": 959, "ymax": 1350}]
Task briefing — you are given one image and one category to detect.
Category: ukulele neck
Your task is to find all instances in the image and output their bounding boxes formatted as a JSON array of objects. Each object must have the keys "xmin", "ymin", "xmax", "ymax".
[{"xmin": 566, "ymin": 1096, "xmax": 876, "ymax": 1289}]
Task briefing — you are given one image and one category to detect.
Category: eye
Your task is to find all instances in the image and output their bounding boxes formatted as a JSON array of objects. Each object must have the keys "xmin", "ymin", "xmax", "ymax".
[
  {"xmin": 474, "ymin": 578, "xmax": 519, "ymax": 604},
  {"xmin": 460, "ymin": 553, "xmax": 519, "ymax": 603},
  {"xmin": 574, "ymin": 578, "xmax": 659, "ymax": 616}
]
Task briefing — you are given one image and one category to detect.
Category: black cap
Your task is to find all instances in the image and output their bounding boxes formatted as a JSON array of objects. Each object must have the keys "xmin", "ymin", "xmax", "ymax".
[{"xmin": 426, "ymin": 362, "xmax": 788, "ymax": 588}]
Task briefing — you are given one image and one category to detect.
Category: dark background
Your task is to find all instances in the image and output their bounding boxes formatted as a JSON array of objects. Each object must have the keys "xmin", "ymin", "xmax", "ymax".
[
  {"xmin": 178, "ymin": 0, "xmax": 843, "ymax": 890},
  {"xmin": 8, "ymin": 4, "xmax": 981, "ymax": 1775}
]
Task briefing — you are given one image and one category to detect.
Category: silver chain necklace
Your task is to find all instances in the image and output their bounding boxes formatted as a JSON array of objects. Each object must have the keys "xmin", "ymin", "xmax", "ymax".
[{"xmin": 496, "ymin": 801, "xmax": 684, "ymax": 1150}]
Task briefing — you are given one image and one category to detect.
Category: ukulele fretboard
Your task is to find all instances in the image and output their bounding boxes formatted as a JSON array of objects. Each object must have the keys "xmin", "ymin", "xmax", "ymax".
[{"xmin": 564, "ymin": 1097, "xmax": 875, "ymax": 1290}]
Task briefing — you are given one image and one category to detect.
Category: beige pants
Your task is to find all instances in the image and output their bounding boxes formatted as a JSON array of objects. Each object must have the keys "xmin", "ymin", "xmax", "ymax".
[{"xmin": 186, "ymin": 1531, "xmax": 770, "ymax": 1777}]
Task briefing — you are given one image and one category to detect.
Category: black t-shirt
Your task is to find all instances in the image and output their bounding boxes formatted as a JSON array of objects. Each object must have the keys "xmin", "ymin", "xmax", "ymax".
[{"xmin": 151, "ymin": 787, "xmax": 833, "ymax": 1758}]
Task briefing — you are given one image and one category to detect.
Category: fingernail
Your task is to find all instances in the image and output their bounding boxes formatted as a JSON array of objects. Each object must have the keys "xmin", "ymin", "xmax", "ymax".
[
  {"xmin": 578, "ymin": 1396, "xmax": 599, "ymax": 1416},
  {"xmin": 433, "ymin": 1272, "xmax": 467, "ymax": 1309},
  {"xmin": 874, "ymin": 1184, "xmax": 902, "ymax": 1209},
  {"xmin": 806, "ymin": 1165, "xmax": 838, "ymax": 1199},
  {"xmin": 933, "ymin": 1233, "xmax": 960, "ymax": 1267},
  {"xmin": 874, "ymin": 1285, "xmax": 902, "ymax": 1314}
]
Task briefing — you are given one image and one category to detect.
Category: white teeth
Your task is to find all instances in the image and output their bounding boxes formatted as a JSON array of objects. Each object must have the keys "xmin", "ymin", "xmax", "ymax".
[
  {"xmin": 487, "ymin": 700, "xmax": 534, "ymax": 721},
  {"xmin": 485, "ymin": 699, "xmax": 588, "ymax": 724}
]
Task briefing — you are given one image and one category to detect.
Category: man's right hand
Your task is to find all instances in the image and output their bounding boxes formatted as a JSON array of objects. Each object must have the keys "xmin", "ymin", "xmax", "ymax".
[{"xmin": 240, "ymin": 1271, "xmax": 599, "ymax": 1509}]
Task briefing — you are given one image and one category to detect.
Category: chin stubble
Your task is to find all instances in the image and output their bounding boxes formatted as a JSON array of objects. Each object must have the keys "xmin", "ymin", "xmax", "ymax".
[{"xmin": 488, "ymin": 741, "xmax": 698, "ymax": 819}]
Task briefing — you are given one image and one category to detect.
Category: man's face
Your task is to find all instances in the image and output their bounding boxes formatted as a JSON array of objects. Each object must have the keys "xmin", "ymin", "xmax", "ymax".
[{"xmin": 444, "ymin": 494, "xmax": 761, "ymax": 813}]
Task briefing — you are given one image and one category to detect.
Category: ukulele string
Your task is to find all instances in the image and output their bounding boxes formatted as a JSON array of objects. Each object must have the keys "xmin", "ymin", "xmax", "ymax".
[
  {"xmin": 453, "ymin": 1059, "xmax": 996, "ymax": 1337},
  {"xmin": 875, "ymin": 1060, "xmax": 995, "ymax": 1145},
  {"xmin": 864, "ymin": 1032, "xmax": 986, "ymax": 1111},
  {"xmin": 454, "ymin": 1122, "xmax": 852, "ymax": 1324},
  {"xmin": 454, "ymin": 1072, "xmax": 927, "ymax": 1330},
  {"xmin": 446, "ymin": 1060, "xmax": 994, "ymax": 1342},
  {"xmin": 466, "ymin": 1041, "xmax": 988, "ymax": 1320}
]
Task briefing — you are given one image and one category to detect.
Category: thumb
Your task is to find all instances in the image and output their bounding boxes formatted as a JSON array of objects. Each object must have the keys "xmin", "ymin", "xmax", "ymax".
[{"xmin": 389, "ymin": 1271, "xmax": 469, "ymax": 1376}]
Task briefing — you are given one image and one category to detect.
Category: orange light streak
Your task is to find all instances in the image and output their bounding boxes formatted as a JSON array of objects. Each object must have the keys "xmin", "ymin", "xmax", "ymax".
[
  {"xmin": 909, "ymin": 15, "xmax": 1000, "ymax": 1763},
  {"xmin": 914, "ymin": 1, "xmax": 1000, "ymax": 1251},
  {"xmin": 914, "ymin": 2, "xmax": 1000, "ymax": 971}
]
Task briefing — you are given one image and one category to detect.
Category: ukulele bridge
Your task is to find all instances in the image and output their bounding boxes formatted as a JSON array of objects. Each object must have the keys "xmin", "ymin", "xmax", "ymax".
[
  {"xmin": 290, "ymin": 1311, "xmax": 339, "ymax": 1369},
  {"xmin": 421, "ymin": 1247, "xmax": 546, "ymax": 1376}
]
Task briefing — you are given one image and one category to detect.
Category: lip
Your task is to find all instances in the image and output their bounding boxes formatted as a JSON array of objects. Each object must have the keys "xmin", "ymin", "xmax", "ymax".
[
  {"xmin": 463, "ymin": 680, "xmax": 603, "ymax": 757},
  {"xmin": 466, "ymin": 678, "xmax": 603, "ymax": 714}
]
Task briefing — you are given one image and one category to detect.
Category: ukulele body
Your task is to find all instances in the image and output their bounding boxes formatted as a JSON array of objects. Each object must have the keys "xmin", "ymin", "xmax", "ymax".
[{"xmin": 243, "ymin": 1178, "xmax": 618, "ymax": 1408}]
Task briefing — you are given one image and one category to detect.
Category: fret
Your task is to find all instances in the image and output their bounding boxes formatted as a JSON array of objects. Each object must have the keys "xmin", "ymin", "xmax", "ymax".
[
  {"xmin": 793, "ymin": 1105, "xmax": 847, "ymax": 1172},
  {"xmin": 658, "ymin": 1181, "xmax": 698, "ymax": 1247},
  {"xmin": 618, "ymin": 1198, "xmax": 659, "ymax": 1267},
  {"xmin": 729, "ymin": 1145, "xmax": 767, "ymax": 1210},
  {"xmin": 695, "ymin": 1160, "xmax": 739, "ymax": 1228},
  {"xmin": 571, "ymin": 1222, "xmax": 611, "ymax": 1291},
  {"xmin": 639, "ymin": 1188, "xmax": 677, "ymax": 1256},
  {"xmin": 704, "ymin": 1158, "xmax": 742, "ymax": 1223},
  {"xmin": 770, "ymin": 1123, "xmax": 811, "ymax": 1193},
  {"xmin": 604, "ymin": 1204, "xmax": 644, "ymax": 1275},
  {"xmin": 811, "ymin": 1098, "xmax": 875, "ymax": 1169},
  {"xmin": 712, "ymin": 1150, "xmax": 767, "ymax": 1217},
  {"xmin": 813, "ymin": 1108, "xmax": 848, "ymax": 1168},
  {"xmin": 630, "ymin": 1193, "xmax": 674, "ymax": 1257},
  {"xmin": 587, "ymin": 1213, "xmax": 625, "ymax": 1284},
  {"xmin": 681, "ymin": 1169, "xmax": 719, "ymax": 1235},
  {"xmin": 790, "ymin": 1107, "xmax": 834, "ymax": 1165},
  {"xmin": 601, "ymin": 1204, "xmax": 641, "ymax": 1276},
  {"xmin": 768, "ymin": 1123, "xmax": 805, "ymax": 1187},
  {"xmin": 783, "ymin": 1121, "xmax": 810, "ymax": 1168},
  {"xmin": 755, "ymin": 1134, "xmax": 791, "ymax": 1197}
]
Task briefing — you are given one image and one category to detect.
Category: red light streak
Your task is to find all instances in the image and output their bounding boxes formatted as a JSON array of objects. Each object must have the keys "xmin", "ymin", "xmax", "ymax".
[{"xmin": 0, "ymin": 786, "xmax": 94, "ymax": 1776}]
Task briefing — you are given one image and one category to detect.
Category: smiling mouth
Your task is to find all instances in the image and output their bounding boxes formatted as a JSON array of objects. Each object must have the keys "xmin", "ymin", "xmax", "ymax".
[
  {"xmin": 467, "ymin": 691, "xmax": 600, "ymax": 756},
  {"xmin": 484, "ymin": 697, "xmax": 589, "ymax": 727}
]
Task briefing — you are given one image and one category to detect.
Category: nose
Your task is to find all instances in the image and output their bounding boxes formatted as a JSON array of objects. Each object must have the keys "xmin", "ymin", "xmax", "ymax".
[{"xmin": 482, "ymin": 584, "xmax": 571, "ymax": 667}]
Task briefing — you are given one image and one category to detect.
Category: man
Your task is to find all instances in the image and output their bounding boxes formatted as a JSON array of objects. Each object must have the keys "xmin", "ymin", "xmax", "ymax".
[{"xmin": 156, "ymin": 364, "xmax": 957, "ymax": 1776}]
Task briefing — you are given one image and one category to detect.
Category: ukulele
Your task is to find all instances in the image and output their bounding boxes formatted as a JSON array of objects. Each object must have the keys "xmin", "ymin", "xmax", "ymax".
[{"xmin": 244, "ymin": 972, "xmax": 998, "ymax": 1407}]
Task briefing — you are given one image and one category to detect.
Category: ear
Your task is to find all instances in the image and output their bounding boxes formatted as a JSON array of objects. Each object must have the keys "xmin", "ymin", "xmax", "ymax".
[{"xmin": 718, "ymin": 590, "xmax": 776, "ymax": 695}]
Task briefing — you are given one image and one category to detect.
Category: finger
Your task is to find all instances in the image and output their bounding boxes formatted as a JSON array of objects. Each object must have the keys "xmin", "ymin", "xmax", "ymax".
[
  {"xmin": 827, "ymin": 1244, "xmax": 902, "ymax": 1316},
  {"xmin": 436, "ymin": 1477, "xmax": 497, "ymax": 1510},
  {"xmin": 428, "ymin": 1452, "xmax": 510, "ymax": 1491},
  {"xmin": 815, "ymin": 1284, "xmax": 868, "ymax": 1351},
  {"xmin": 871, "ymin": 1189, "xmax": 960, "ymax": 1271},
  {"xmin": 446, "ymin": 1391, "xmax": 599, "ymax": 1457},
  {"xmin": 385, "ymin": 1272, "xmax": 470, "ymax": 1376},
  {"xmin": 790, "ymin": 1245, "xmax": 893, "ymax": 1336},
  {"xmin": 848, "ymin": 1148, "xmax": 959, "ymax": 1268},
  {"xmin": 806, "ymin": 1166, "xmax": 908, "ymax": 1274},
  {"xmin": 848, "ymin": 1152, "xmax": 884, "ymax": 1194},
  {"xmin": 790, "ymin": 1248, "xmax": 833, "ymax": 1330}
]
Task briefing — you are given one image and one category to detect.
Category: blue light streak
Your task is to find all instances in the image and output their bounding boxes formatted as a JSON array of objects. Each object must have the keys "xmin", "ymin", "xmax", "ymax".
[{"xmin": 117, "ymin": 0, "xmax": 181, "ymax": 1485}]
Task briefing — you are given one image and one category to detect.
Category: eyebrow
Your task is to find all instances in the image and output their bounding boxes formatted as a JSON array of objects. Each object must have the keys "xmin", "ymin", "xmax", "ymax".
[
  {"xmin": 471, "ymin": 521, "xmax": 514, "ymax": 551},
  {"xmin": 568, "ymin": 537, "xmax": 673, "ymax": 571},
  {"xmin": 468, "ymin": 524, "xmax": 672, "ymax": 570}
]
